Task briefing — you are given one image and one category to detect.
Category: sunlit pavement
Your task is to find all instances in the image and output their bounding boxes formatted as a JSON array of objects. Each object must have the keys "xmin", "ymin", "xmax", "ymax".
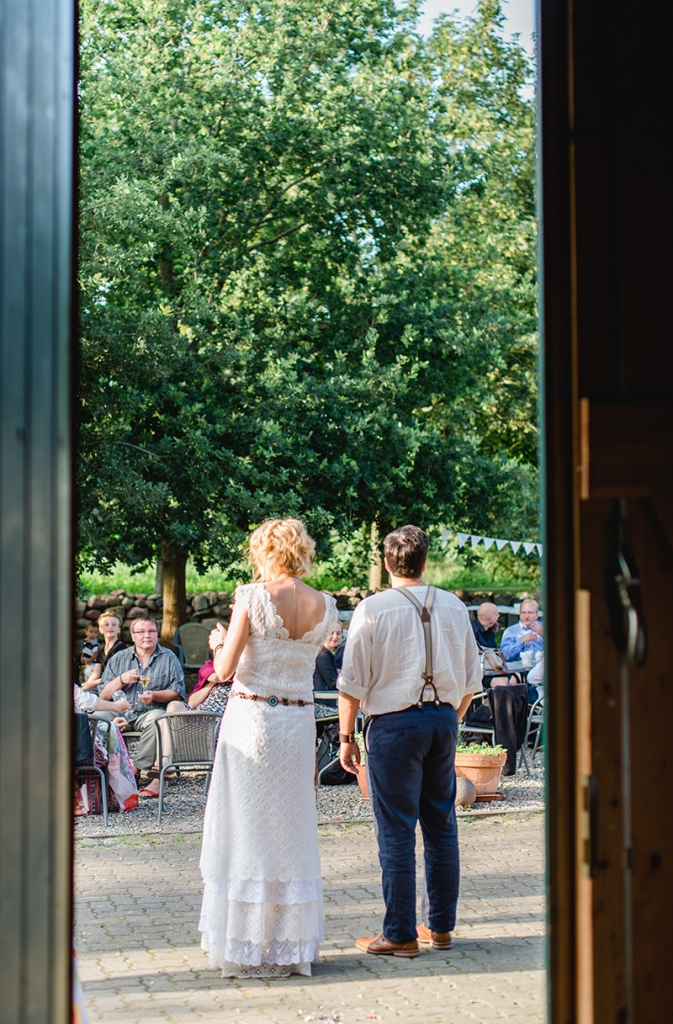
[{"xmin": 75, "ymin": 813, "xmax": 545, "ymax": 1023}]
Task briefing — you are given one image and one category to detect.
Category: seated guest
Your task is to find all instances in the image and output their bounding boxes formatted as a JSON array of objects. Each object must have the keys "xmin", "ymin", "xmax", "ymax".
[
  {"xmin": 80, "ymin": 622, "xmax": 100, "ymax": 681},
  {"xmin": 142, "ymin": 641, "xmax": 234, "ymax": 795},
  {"xmin": 313, "ymin": 622, "xmax": 344, "ymax": 690},
  {"xmin": 98, "ymin": 615, "xmax": 185, "ymax": 798},
  {"xmin": 500, "ymin": 599, "xmax": 544, "ymax": 662},
  {"xmin": 527, "ymin": 656, "xmax": 544, "ymax": 701},
  {"xmin": 167, "ymin": 645, "xmax": 234, "ymax": 715},
  {"xmin": 471, "ymin": 602, "xmax": 500, "ymax": 648},
  {"xmin": 185, "ymin": 656, "xmax": 232, "ymax": 713},
  {"xmin": 82, "ymin": 609, "xmax": 127, "ymax": 690},
  {"xmin": 74, "ymin": 684, "xmax": 130, "ymax": 718},
  {"xmin": 73, "ymin": 686, "xmax": 138, "ymax": 814}
]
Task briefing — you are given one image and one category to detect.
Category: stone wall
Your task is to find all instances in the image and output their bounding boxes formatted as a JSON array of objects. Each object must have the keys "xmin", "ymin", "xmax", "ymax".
[{"xmin": 75, "ymin": 585, "xmax": 372, "ymax": 641}]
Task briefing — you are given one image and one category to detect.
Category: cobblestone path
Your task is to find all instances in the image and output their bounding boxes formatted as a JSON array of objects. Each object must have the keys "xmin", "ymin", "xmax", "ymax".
[{"xmin": 75, "ymin": 813, "xmax": 545, "ymax": 1023}]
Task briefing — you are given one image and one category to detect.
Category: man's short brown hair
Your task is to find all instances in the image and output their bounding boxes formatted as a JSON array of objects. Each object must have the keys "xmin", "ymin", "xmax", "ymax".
[
  {"xmin": 129, "ymin": 615, "xmax": 158, "ymax": 633},
  {"xmin": 383, "ymin": 525, "xmax": 429, "ymax": 579}
]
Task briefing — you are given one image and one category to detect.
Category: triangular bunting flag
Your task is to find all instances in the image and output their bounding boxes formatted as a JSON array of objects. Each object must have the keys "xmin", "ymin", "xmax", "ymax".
[
  {"xmin": 495, "ymin": 539, "xmax": 509, "ymax": 551},
  {"xmin": 470, "ymin": 535, "xmax": 483, "ymax": 549},
  {"xmin": 537, "ymin": 543, "xmax": 544, "ymax": 556},
  {"xmin": 456, "ymin": 532, "xmax": 469, "ymax": 548},
  {"xmin": 483, "ymin": 538, "xmax": 495, "ymax": 550},
  {"xmin": 523, "ymin": 542, "xmax": 536, "ymax": 555},
  {"xmin": 440, "ymin": 529, "xmax": 450, "ymax": 544},
  {"xmin": 510, "ymin": 541, "xmax": 522, "ymax": 554}
]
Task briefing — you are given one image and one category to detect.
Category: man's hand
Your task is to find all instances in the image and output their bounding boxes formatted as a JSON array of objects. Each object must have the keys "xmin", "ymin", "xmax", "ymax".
[
  {"xmin": 121, "ymin": 668, "xmax": 139, "ymax": 686},
  {"xmin": 521, "ymin": 632, "xmax": 539, "ymax": 644},
  {"xmin": 113, "ymin": 717, "xmax": 128, "ymax": 729},
  {"xmin": 111, "ymin": 697, "xmax": 131, "ymax": 714},
  {"xmin": 529, "ymin": 622, "xmax": 543, "ymax": 636},
  {"xmin": 339, "ymin": 741, "xmax": 361, "ymax": 775}
]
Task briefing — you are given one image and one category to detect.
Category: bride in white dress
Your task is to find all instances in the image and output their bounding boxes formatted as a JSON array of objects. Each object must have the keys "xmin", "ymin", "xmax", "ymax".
[{"xmin": 199, "ymin": 518, "xmax": 339, "ymax": 978}]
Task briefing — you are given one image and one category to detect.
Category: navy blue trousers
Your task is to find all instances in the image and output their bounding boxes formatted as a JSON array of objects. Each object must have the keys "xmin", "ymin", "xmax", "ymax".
[{"xmin": 366, "ymin": 703, "xmax": 459, "ymax": 944}]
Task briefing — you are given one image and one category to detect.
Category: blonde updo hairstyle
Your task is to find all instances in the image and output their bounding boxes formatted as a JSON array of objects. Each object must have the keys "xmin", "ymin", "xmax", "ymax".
[{"xmin": 248, "ymin": 518, "xmax": 316, "ymax": 582}]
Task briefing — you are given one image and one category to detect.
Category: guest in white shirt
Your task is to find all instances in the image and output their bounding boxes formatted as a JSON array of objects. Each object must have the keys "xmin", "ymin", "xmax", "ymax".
[{"xmin": 338, "ymin": 525, "xmax": 481, "ymax": 958}]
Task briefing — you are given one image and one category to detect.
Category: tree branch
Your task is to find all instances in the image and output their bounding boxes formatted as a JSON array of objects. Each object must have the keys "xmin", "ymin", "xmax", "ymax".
[{"xmin": 244, "ymin": 221, "xmax": 308, "ymax": 252}]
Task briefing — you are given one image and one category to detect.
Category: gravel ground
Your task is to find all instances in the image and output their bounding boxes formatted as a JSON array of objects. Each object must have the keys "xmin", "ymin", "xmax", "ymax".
[{"xmin": 74, "ymin": 753, "xmax": 544, "ymax": 839}]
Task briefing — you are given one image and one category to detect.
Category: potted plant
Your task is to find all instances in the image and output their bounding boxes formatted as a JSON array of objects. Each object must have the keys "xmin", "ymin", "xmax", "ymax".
[{"xmin": 455, "ymin": 743, "xmax": 507, "ymax": 801}]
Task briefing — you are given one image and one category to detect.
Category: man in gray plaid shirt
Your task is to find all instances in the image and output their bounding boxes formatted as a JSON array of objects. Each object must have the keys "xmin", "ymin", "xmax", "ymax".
[{"xmin": 99, "ymin": 616, "xmax": 185, "ymax": 793}]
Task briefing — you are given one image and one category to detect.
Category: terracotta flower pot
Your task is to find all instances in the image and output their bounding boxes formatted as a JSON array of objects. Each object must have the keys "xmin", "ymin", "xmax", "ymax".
[
  {"xmin": 455, "ymin": 750, "xmax": 507, "ymax": 798},
  {"xmin": 356, "ymin": 763, "xmax": 369, "ymax": 800}
]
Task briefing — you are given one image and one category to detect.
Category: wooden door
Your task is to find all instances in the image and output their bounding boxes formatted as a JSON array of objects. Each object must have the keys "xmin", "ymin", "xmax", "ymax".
[{"xmin": 540, "ymin": 1, "xmax": 673, "ymax": 1021}]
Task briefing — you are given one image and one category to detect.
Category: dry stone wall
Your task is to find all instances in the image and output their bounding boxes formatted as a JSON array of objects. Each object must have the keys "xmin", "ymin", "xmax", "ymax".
[{"xmin": 75, "ymin": 585, "xmax": 372, "ymax": 642}]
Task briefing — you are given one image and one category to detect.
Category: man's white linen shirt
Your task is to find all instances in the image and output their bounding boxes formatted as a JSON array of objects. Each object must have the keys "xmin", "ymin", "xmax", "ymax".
[{"xmin": 338, "ymin": 585, "xmax": 483, "ymax": 716}]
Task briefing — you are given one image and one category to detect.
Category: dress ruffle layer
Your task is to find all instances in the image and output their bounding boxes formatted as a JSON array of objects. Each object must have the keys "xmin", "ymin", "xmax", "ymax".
[{"xmin": 199, "ymin": 885, "xmax": 323, "ymax": 969}]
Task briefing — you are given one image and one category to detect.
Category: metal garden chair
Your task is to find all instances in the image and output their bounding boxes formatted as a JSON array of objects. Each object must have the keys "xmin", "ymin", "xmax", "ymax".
[
  {"xmin": 518, "ymin": 696, "xmax": 545, "ymax": 776},
  {"xmin": 459, "ymin": 691, "xmax": 497, "ymax": 746},
  {"xmin": 74, "ymin": 717, "xmax": 110, "ymax": 826}
]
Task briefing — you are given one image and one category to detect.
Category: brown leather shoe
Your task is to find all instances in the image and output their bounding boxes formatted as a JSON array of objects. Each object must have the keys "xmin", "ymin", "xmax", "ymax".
[
  {"xmin": 416, "ymin": 925, "xmax": 453, "ymax": 950},
  {"xmin": 355, "ymin": 933, "xmax": 420, "ymax": 958}
]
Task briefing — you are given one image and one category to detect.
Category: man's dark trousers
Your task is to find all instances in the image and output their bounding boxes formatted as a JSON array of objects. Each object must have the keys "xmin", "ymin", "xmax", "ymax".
[{"xmin": 366, "ymin": 703, "xmax": 459, "ymax": 944}]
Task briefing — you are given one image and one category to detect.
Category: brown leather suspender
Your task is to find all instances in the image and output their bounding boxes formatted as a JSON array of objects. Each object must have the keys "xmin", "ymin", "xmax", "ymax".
[{"xmin": 396, "ymin": 586, "xmax": 440, "ymax": 706}]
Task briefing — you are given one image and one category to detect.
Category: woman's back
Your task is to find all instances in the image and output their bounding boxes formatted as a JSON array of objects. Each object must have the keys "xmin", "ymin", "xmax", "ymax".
[
  {"xmin": 234, "ymin": 583, "xmax": 335, "ymax": 698},
  {"xmin": 262, "ymin": 577, "xmax": 326, "ymax": 639}
]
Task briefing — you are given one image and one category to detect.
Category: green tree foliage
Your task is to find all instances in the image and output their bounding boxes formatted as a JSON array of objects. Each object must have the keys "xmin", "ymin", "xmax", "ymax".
[{"xmin": 79, "ymin": 0, "xmax": 538, "ymax": 606}]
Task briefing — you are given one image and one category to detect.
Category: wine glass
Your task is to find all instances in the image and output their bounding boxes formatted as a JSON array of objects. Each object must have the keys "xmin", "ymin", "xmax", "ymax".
[{"xmin": 138, "ymin": 670, "xmax": 151, "ymax": 704}]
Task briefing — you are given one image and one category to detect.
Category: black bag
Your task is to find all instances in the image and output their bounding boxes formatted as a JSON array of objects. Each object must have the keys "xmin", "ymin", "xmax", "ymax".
[
  {"xmin": 319, "ymin": 757, "xmax": 357, "ymax": 786},
  {"xmin": 73, "ymin": 712, "xmax": 94, "ymax": 765}
]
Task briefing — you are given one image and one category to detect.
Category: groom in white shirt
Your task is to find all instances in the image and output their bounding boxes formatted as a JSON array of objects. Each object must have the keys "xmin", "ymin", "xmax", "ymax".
[{"xmin": 338, "ymin": 525, "xmax": 481, "ymax": 957}]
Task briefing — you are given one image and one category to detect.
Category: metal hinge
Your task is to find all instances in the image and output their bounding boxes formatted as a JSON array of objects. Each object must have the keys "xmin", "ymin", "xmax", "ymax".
[{"xmin": 580, "ymin": 773, "xmax": 599, "ymax": 878}]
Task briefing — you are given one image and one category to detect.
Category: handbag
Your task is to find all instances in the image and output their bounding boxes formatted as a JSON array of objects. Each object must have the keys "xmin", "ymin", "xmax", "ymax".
[{"xmin": 479, "ymin": 645, "xmax": 508, "ymax": 673}]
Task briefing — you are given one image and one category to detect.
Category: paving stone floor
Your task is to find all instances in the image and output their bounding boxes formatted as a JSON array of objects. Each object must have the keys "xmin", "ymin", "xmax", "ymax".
[{"xmin": 75, "ymin": 813, "xmax": 546, "ymax": 1023}]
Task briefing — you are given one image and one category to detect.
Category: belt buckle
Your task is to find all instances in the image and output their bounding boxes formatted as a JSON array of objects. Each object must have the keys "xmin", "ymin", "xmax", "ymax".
[{"xmin": 267, "ymin": 695, "xmax": 279, "ymax": 707}]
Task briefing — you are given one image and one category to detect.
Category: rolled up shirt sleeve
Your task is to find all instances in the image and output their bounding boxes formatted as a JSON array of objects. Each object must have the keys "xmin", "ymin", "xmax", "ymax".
[
  {"xmin": 338, "ymin": 605, "xmax": 371, "ymax": 702},
  {"xmin": 73, "ymin": 685, "xmax": 99, "ymax": 712}
]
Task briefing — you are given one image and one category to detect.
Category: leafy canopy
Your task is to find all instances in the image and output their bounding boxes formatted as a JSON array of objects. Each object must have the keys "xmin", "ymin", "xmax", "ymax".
[{"xmin": 78, "ymin": 0, "xmax": 538, "ymax": 573}]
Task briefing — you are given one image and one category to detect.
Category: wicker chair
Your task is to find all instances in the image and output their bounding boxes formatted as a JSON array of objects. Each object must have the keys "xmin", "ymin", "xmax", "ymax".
[
  {"xmin": 153, "ymin": 711, "xmax": 222, "ymax": 824},
  {"xmin": 173, "ymin": 622, "xmax": 212, "ymax": 670}
]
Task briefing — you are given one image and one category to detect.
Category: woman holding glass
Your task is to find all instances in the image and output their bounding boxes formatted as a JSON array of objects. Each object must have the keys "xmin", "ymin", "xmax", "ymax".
[{"xmin": 198, "ymin": 518, "xmax": 338, "ymax": 978}]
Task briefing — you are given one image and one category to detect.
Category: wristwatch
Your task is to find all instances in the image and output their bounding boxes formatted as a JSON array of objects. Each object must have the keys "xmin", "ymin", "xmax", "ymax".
[{"xmin": 339, "ymin": 732, "xmax": 356, "ymax": 744}]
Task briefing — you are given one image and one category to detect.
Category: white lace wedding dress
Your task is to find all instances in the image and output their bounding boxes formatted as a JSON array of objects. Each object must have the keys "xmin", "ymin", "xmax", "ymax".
[{"xmin": 199, "ymin": 583, "xmax": 339, "ymax": 978}]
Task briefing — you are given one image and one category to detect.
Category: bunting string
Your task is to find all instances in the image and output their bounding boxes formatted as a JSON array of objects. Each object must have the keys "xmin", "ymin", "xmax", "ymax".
[{"xmin": 439, "ymin": 529, "xmax": 543, "ymax": 557}]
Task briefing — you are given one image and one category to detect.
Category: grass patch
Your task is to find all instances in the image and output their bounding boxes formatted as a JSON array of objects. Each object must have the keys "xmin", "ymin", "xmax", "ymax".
[
  {"xmin": 78, "ymin": 533, "xmax": 542, "ymax": 597},
  {"xmin": 79, "ymin": 561, "xmax": 245, "ymax": 596}
]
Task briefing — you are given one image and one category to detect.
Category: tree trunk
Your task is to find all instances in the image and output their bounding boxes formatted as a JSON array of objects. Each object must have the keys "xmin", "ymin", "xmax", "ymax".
[
  {"xmin": 368, "ymin": 522, "xmax": 389, "ymax": 590},
  {"xmin": 160, "ymin": 542, "xmax": 187, "ymax": 648},
  {"xmin": 154, "ymin": 555, "xmax": 164, "ymax": 596}
]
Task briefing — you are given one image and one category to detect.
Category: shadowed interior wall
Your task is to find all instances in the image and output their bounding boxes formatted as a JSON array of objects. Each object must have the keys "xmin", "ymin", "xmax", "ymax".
[{"xmin": 0, "ymin": 1, "xmax": 75, "ymax": 1021}]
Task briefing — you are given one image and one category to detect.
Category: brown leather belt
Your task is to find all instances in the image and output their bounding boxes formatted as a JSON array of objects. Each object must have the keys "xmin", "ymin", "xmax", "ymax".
[{"xmin": 231, "ymin": 691, "xmax": 314, "ymax": 708}]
